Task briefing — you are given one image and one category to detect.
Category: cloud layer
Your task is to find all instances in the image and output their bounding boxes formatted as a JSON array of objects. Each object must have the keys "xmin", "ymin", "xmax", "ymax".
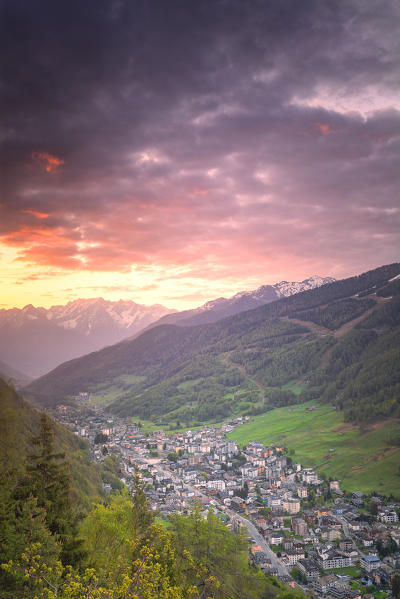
[{"xmin": 1, "ymin": 0, "xmax": 399, "ymax": 306}]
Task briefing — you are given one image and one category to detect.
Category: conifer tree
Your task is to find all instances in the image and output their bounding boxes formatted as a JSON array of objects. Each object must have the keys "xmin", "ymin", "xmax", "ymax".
[
  {"xmin": 131, "ymin": 468, "xmax": 154, "ymax": 542},
  {"xmin": 14, "ymin": 414, "xmax": 84, "ymax": 566},
  {"xmin": 1, "ymin": 496, "xmax": 61, "ymax": 597}
]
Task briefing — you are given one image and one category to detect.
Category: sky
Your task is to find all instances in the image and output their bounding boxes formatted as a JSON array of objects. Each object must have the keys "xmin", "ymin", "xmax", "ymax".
[{"xmin": 1, "ymin": 0, "xmax": 399, "ymax": 310}]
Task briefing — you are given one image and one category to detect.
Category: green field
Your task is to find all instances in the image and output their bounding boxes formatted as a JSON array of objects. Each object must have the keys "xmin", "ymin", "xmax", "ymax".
[
  {"xmin": 89, "ymin": 375, "xmax": 146, "ymax": 405},
  {"xmin": 177, "ymin": 378, "xmax": 203, "ymax": 390},
  {"xmin": 227, "ymin": 401, "xmax": 400, "ymax": 495},
  {"xmin": 324, "ymin": 566, "xmax": 361, "ymax": 577},
  {"xmin": 280, "ymin": 380, "xmax": 304, "ymax": 395}
]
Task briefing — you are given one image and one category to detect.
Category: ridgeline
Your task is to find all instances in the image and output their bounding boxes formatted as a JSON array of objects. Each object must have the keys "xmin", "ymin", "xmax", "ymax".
[{"xmin": 25, "ymin": 263, "xmax": 400, "ymax": 428}]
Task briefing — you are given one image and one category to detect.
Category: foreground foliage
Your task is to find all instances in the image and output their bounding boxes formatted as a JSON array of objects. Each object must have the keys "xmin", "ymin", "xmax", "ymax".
[{"xmin": 0, "ymin": 393, "xmax": 305, "ymax": 598}]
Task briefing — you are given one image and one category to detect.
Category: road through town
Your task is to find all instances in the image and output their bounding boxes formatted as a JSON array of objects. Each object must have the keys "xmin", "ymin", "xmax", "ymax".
[{"xmin": 229, "ymin": 512, "xmax": 290, "ymax": 577}]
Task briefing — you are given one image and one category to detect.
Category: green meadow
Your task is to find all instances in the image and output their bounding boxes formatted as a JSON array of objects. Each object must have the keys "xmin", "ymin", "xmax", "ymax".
[
  {"xmin": 89, "ymin": 375, "xmax": 146, "ymax": 405},
  {"xmin": 227, "ymin": 401, "xmax": 400, "ymax": 496}
]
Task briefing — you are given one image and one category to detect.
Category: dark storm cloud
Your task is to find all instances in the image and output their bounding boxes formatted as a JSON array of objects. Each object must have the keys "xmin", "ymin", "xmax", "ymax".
[{"xmin": 1, "ymin": 0, "xmax": 399, "ymax": 279}]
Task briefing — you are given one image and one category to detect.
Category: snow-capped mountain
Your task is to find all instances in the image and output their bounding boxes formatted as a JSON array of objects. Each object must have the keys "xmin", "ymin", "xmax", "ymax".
[
  {"xmin": 202, "ymin": 276, "xmax": 335, "ymax": 308},
  {"xmin": 273, "ymin": 276, "xmax": 336, "ymax": 297},
  {"xmin": 0, "ymin": 299, "xmax": 174, "ymax": 377},
  {"xmin": 45, "ymin": 298, "xmax": 172, "ymax": 335},
  {"xmin": 151, "ymin": 275, "xmax": 336, "ymax": 328}
]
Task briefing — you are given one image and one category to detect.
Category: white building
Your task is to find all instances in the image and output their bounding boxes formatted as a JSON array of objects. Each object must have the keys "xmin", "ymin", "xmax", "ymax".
[
  {"xmin": 282, "ymin": 498, "xmax": 301, "ymax": 514},
  {"xmin": 318, "ymin": 550, "xmax": 352, "ymax": 569},
  {"xmin": 361, "ymin": 554, "xmax": 381, "ymax": 572},
  {"xmin": 286, "ymin": 551, "xmax": 305, "ymax": 565},
  {"xmin": 227, "ymin": 440, "xmax": 238, "ymax": 455},
  {"xmin": 302, "ymin": 469, "xmax": 319, "ymax": 484},
  {"xmin": 207, "ymin": 479, "xmax": 226, "ymax": 491},
  {"xmin": 378, "ymin": 510, "xmax": 398, "ymax": 523}
]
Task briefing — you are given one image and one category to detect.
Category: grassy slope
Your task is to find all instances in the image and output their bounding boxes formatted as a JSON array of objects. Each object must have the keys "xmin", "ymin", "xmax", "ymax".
[
  {"xmin": 89, "ymin": 374, "xmax": 146, "ymax": 405},
  {"xmin": 227, "ymin": 401, "xmax": 400, "ymax": 495}
]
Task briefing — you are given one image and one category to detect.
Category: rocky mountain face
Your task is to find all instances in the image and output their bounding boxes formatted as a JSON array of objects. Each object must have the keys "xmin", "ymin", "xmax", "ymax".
[
  {"xmin": 152, "ymin": 276, "xmax": 336, "ymax": 328},
  {"xmin": 0, "ymin": 299, "xmax": 174, "ymax": 377}
]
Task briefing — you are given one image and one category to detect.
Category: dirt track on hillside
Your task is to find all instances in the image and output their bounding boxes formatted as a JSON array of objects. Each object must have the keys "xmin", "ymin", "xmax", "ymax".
[{"xmin": 221, "ymin": 355, "xmax": 266, "ymax": 402}]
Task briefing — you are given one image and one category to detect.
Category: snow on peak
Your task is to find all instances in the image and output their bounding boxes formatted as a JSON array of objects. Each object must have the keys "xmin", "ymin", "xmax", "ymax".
[
  {"xmin": 273, "ymin": 276, "xmax": 335, "ymax": 297},
  {"xmin": 193, "ymin": 275, "xmax": 336, "ymax": 314},
  {"xmin": 0, "ymin": 298, "xmax": 174, "ymax": 335}
]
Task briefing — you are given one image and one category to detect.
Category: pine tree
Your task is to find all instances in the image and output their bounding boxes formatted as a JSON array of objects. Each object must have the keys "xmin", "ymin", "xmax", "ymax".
[
  {"xmin": 14, "ymin": 414, "xmax": 84, "ymax": 566},
  {"xmin": 2, "ymin": 496, "xmax": 61, "ymax": 597},
  {"xmin": 131, "ymin": 468, "xmax": 154, "ymax": 542},
  {"xmin": 392, "ymin": 574, "xmax": 400, "ymax": 599}
]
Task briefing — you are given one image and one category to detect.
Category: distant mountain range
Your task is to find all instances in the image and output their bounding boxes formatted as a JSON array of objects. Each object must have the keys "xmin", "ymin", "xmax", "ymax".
[
  {"xmin": 25, "ymin": 263, "xmax": 400, "ymax": 427},
  {"xmin": 0, "ymin": 299, "xmax": 174, "ymax": 377},
  {"xmin": 0, "ymin": 276, "xmax": 334, "ymax": 377},
  {"xmin": 153, "ymin": 276, "xmax": 336, "ymax": 328}
]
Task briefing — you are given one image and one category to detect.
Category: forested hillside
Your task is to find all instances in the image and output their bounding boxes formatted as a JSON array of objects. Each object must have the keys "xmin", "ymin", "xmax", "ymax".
[
  {"xmin": 0, "ymin": 378, "xmax": 104, "ymax": 508},
  {"xmin": 25, "ymin": 263, "xmax": 400, "ymax": 425},
  {"xmin": 318, "ymin": 296, "xmax": 400, "ymax": 421}
]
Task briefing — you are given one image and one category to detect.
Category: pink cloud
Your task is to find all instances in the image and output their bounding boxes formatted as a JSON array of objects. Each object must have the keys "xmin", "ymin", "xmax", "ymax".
[
  {"xmin": 23, "ymin": 209, "xmax": 50, "ymax": 219},
  {"xmin": 316, "ymin": 123, "xmax": 335, "ymax": 135},
  {"xmin": 31, "ymin": 152, "xmax": 64, "ymax": 173}
]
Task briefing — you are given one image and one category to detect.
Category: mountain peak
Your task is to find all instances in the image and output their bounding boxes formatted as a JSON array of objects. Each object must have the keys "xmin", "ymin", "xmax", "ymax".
[
  {"xmin": 22, "ymin": 304, "xmax": 37, "ymax": 311},
  {"xmin": 273, "ymin": 276, "xmax": 335, "ymax": 298}
]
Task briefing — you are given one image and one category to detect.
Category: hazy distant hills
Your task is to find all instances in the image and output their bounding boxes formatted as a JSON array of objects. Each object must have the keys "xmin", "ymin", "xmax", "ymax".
[
  {"xmin": 149, "ymin": 276, "xmax": 336, "ymax": 328},
  {"xmin": 26, "ymin": 263, "xmax": 400, "ymax": 426},
  {"xmin": 0, "ymin": 359, "xmax": 32, "ymax": 387},
  {"xmin": 0, "ymin": 298, "xmax": 174, "ymax": 377}
]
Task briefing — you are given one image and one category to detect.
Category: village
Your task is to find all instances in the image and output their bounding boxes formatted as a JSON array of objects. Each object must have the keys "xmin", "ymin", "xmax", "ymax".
[{"xmin": 55, "ymin": 402, "xmax": 400, "ymax": 599}]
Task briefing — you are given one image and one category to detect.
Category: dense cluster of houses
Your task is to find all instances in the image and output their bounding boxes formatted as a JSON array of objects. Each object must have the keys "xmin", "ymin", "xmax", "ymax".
[{"xmin": 56, "ymin": 404, "xmax": 400, "ymax": 599}]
